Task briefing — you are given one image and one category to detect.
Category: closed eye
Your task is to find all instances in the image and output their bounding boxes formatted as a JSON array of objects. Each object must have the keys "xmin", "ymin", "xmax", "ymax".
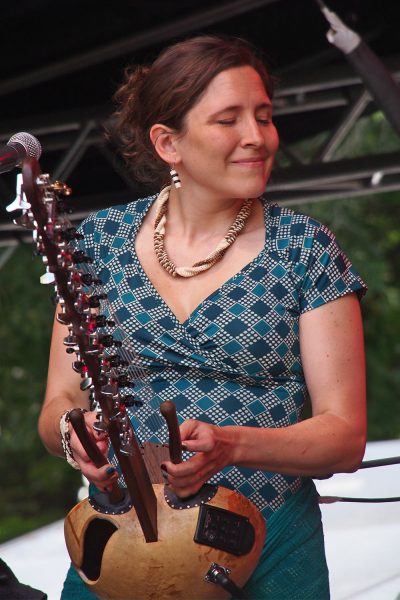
[
  {"xmin": 217, "ymin": 119, "xmax": 236, "ymax": 125},
  {"xmin": 257, "ymin": 118, "xmax": 271, "ymax": 125},
  {"xmin": 217, "ymin": 118, "xmax": 271, "ymax": 126}
]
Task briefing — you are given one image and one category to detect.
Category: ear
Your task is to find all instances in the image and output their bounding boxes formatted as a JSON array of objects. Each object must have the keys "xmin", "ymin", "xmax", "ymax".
[{"xmin": 149, "ymin": 124, "xmax": 180, "ymax": 165}]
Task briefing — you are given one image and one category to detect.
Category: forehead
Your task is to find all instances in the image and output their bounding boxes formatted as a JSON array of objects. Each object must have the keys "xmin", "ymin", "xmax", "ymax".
[{"xmin": 194, "ymin": 66, "xmax": 271, "ymax": 112}]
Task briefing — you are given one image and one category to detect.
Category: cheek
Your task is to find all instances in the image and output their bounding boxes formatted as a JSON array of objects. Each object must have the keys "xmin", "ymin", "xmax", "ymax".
[
  {"xmin": 268, "ymin": 127, "xmax": 279, "ymax": 153},
  {"xmin": 181, "ymin": 132, "xmax": 215, "ymax": 158},
  {"xmin": 208, "ymin": 132, "xmax": 239, "ymax": 160}
]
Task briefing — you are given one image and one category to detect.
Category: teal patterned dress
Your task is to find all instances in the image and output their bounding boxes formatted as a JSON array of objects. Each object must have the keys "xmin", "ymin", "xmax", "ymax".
[{"xmin": 61, "ymin": 197, "xmax": 366, "ymax": 599}]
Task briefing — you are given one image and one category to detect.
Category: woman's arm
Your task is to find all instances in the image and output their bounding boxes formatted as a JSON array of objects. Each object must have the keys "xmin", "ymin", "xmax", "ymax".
[
  {"xmin": 38, "ymin": 309, "xmax": 118, "ymax": 490},
  {"xmin": 38, "ymin": 311, "xmax": 90, "ymax": 456},
  {"xmin": 164, "ymin": 293, "xmax": 366, "ymax": 497}
]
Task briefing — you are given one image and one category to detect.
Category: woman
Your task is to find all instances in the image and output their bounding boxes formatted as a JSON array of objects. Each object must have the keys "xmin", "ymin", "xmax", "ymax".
[{"xmin": 39, "ymin": 35, "xmax": 367, "ymax": 599}]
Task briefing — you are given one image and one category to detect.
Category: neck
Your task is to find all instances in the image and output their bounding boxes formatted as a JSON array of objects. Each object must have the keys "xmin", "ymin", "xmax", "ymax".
[
  {"xmin": 153, "ymin": 186, "xmax": 256, "ymax": 278},
  {"xmin": 167, "ymin": 185, "xmax": 252, "ymax": 240}
]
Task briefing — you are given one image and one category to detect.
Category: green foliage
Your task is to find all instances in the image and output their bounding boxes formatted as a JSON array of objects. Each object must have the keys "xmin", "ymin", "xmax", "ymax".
[
  {"xmin": 293, "ymin": 112, "xmax": 400, "ymax": 441},
  {"xmin": 0, "ymin": 512, "xmax": 64, "ymax": 543},
  {"xmin": 0, "ymin": 244, "xmax": 81, "ymax": 543},
  {"xmin": 297, "ymin": 193, "xmax": 400, "ymax": 440}
]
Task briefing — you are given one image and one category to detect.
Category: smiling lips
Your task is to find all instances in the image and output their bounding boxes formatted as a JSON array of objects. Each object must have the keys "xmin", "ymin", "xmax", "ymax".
[{"xmin": 231, "ymin": 156, "xmax": 266, "ymax": 167}]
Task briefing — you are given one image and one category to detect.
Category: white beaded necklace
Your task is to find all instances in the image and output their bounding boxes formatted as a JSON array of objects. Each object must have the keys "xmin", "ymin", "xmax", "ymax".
[{"xmin": 153, "ymin": 186, "xmax": 253, "ymax": 278}]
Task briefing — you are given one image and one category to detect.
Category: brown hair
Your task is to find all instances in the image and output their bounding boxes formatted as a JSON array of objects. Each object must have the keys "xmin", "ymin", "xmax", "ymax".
[{"xmin": 111, "ymin": 35, "xmax": 275, "ymax": 188}]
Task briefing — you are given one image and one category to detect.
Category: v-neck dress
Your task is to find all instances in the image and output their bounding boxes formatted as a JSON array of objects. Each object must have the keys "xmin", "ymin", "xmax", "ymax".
[
  {"xmin": 78, "ymin": 195, "xmax": 366, "ymax": 519},
  {"xmin": 64, "ymin": 196, "xmax": 366, "ymax": 599}
]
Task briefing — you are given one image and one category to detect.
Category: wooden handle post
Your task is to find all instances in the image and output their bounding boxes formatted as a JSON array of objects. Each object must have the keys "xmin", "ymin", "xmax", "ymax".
[
  {"xmin": 68, "ymin": 408, "xmax": 124, "ymax": 504},
  {"xmin": 159, "ymin": 401, "xmax": 182, "ymax": 464}
]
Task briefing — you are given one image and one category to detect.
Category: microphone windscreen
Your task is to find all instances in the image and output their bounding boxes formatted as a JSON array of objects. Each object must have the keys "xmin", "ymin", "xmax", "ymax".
[{"xmin": 8, "ymin": 132, "xmax": 42, "ymax": 161}]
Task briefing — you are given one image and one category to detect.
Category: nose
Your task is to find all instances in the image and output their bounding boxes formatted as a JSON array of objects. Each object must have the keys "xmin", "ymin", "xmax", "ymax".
[{"xmin": 240, "ymin": 117, "xmax": 265, "ymax": 147}]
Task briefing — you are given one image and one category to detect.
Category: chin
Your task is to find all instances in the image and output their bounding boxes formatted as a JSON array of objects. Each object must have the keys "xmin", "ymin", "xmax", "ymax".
[
  {"xmin": 236, "ymin": 180, "xmax": 267, "ymax": 199},
  {"xmin": 243, "ymin": 171, "xmax": 269, "ymax": 195},
  {"xmin": 208, "ymin": 175, "xmax": 267, "ymax": 200}
]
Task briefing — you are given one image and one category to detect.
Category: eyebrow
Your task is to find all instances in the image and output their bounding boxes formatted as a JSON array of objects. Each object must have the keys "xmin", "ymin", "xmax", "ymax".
[{"xmin": 209, "ymin": 102, "xmax": 272, "ymax": 118}]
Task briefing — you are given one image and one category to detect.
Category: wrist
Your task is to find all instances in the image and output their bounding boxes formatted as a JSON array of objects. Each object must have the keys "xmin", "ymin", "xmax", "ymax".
[
  {"xmin": 59, "ymin": 409, "xmax": 87, "ymax": 470},
  {"xmin": 221, "ymin": 425, "xmax": 242, "ymax": 466},
  {"xmin": 224, "ymin": 425, "xmax": 268, "ymax": 468}
]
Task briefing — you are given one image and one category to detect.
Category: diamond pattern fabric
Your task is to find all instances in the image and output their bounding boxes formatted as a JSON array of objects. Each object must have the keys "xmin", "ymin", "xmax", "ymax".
[{"xmin": 78, "ymin": 196, "xmax": 366, "ymax": 519}]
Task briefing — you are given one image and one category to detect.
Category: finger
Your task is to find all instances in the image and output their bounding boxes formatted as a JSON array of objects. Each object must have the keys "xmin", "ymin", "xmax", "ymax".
[
  {"xmin": 179, "ymin": 419, "xmax": 198, "ymax": 438},
  {"xmin": 83, "ymin": 412, "xmax": 107, "ymax": 435},
  {"xmin": 102, "ymin": 466, "xmax": 119, "ymax": 492},
  {"xmin": 179, "ymin": 423, "xmax": 216, "ymax": 453},
  {"xmin": 162, "ymin": 454, "xmax": 204, "ymax": 478},
  {"xmin": 94, "ymin": 437, "xmax": 109, "ymax": 455},
  {"xmin": 170, "ymin": 480, "xmax": 204, "ymax": 499},
  {"xmin": 160, "ymin": 464, "xmax": 170, "ymax": 485},
  {"xmin": 164, "ymin": 462, "xmax": 211, "ymax": 491},
  {"xmin": 180, "ymin": 438, "xmax": 213, "ymax": 453},
  {"xmin": 70, "ymin": 428, "xmax": 109, "ymax": 464},
  {"xmin": 80, "ymin": 463, "xmax": 118, "ymax": 488}
]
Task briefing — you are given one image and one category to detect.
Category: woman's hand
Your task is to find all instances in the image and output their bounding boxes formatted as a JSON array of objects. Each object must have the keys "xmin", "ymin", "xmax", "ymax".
[
  {"xmin": 68, "ymin": 411, "xmax": 119, "ymax": 492},
  {"xmin": 162, "ymin": 420, "xmax": 235, "ymax": 498}
]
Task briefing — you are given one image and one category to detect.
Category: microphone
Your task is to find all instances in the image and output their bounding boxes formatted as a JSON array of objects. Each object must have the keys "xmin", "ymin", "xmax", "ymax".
[{"xmin": 0, "ymin": 132, "xmax": 42, "ymax": 174}]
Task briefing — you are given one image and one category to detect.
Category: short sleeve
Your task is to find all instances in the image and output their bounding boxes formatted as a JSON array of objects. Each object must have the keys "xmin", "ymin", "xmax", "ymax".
[{"xmin": 298, "ymin": 222, "xmax": 367, "ymax": 313}]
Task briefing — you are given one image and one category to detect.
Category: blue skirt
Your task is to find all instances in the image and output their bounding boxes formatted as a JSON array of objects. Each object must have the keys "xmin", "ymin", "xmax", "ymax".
[{"xmin": 61, "ymin": 479, "xmax": 329, "ymax": 599}]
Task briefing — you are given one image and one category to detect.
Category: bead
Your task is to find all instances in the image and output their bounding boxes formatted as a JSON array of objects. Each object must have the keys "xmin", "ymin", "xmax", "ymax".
[{"xmin": 153, "ymin": 186, "xmax": 254, "ymax": 278}]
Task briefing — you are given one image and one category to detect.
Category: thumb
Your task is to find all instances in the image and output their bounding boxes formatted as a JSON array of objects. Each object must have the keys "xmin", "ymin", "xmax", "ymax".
[
  {"xmin": 180, "ymin": 437, "xmax": 207, "ymax": 453},
  {"xmin": 179, "ymin": 419, "xmax": 200, "ymax": 442}
]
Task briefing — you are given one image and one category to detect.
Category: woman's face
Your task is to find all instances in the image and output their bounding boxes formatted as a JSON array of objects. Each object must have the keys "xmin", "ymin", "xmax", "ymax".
[{"xmin": 174, "ymin": 65, "xmax": 279, "ymax": 201}]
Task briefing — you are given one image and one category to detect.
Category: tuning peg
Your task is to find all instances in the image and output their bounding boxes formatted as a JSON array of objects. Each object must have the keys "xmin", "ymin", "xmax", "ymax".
[
  {"xmin": 105, "ymin": 354, "xmax": 121, "ymax": 367},
  {"xmin": 93, "ymin": 420, "xmax": 108, "ymax": 434},
  {"xmin": 94, "ymin": 315, "xmax": 107, "ymax": 327},
  {"xmin": 56, "ymin": 200, "xmax": 72, "ymax": 214},
  {"xmin": 63, "ymin": 334, "xmax": 78, "ymax": 347},
  {"xmin": 84, "ymin": 347, "xmax": 100, "ymax": 356},
  {"xmin": 48, "ymin": 180, "xmax": 72, "ymax": 196},
  {"xmin": 40, "ymin": 268, "xmax": 56, "ymax": 285},
  {"xmin": 88, "ymin": 294, "xmax": 107, "ymax": 308},
  {"xmin": 100, "ymin": 335, "xmax": 116, "ymax": 348},
  {"xmin": 72, "ymin": 360, "xmax": 85, "ymax": 374},
  {"xmin": 119, "ymin": 438, "xmax": 134, "ymax": 456},
  {"xmin": 56, "ymin": 312, "xmax": 71, "ymax": 326},
  {"xmin": 80, "ymin": 376, "xmax": 93, "ymax": 391},
  {"xmin": 95, "ymin": 315, "xmax": 115, "ymax": 327},
  {"xmin": 106, "ymin": 355, "xmax": 128, "ymax": 368},
  {"xmin": 79, "ymin": 273, "xmax": 94, "ymax": 286},
  {"xmin": 6, "ymin": 174, "xmax": 31, "ymax": 212},
  {"xmin": 98, "ymin": 335, "xmax": 122, "ymax": 349},
  {"xmin": 72, "ymin": 250, "xmax": 93, "ymax": 264},
  {"xmin": 13, "ymin": 212, "xmax": 35, "ymax": 229},
  {"xmin": 100, "ymin": 383, "xmax": 115, "ymax": 398},
  {"xmin": 116, "ymin": 374, "xmax": 131, "ymax": 387},
  {"xmin": 99, "ymin": 334, "xmax": 114, "ymax": 347},
  {"xmin": 65, "ymin": 348, "xmax": 78, "ymax": 356},
  {"xmin": 61, "ymin": 227, "xmax": 84, "ymax": 242},
  {"xmin": 6, "ymin": 197, "xmax": 30, "ymax": 212},
  {"xmin": 121, "ymin": 394, "xmax": 143, "ymax": 408}
]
